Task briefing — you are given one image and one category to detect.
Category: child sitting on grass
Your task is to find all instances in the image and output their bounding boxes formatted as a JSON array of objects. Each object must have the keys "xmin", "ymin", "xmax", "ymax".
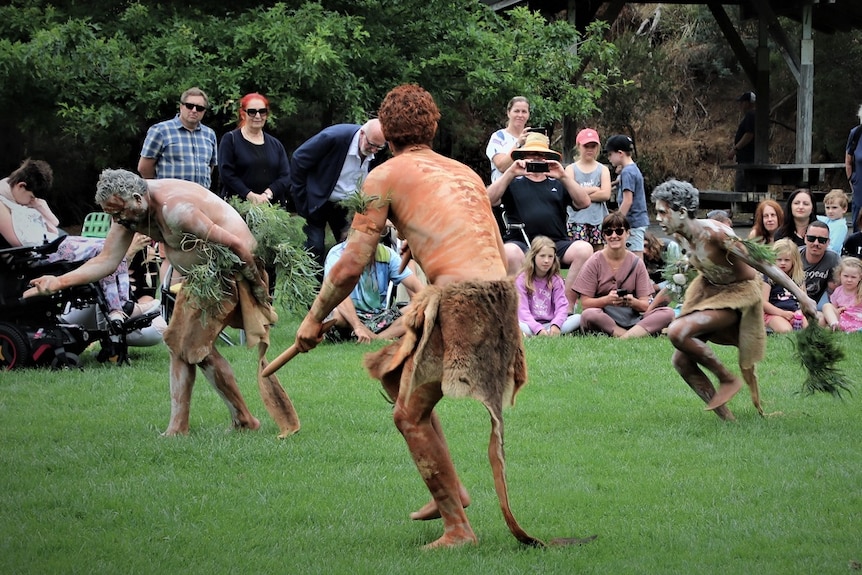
[
  {"xmin": 515, "ymin": 235, "xmax": 581, "ymax": 336},
  {"xmin": 762, "ymin": 238, "xmax": 808, "ymax": 333},
  {"xmin": 821, "ymin": 256, "xmax": 862, "ymax": 332}
]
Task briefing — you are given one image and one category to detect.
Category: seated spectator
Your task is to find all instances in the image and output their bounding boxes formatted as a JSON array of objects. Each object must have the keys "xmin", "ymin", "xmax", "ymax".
[
  {"xmin": 643, "ymin": 231, "xmax": 681, "ymax": 292},
  {"xmin": 821, "ymin": 256, "xmax": 862, "ymax": 332},
  {"xmin": 801, "ymin": 220, "xmax": 841, "ymax": 309},
  {"xmin": 573, "ymin": 212, "xmax": 675, "ymax": 338},
  {"xmin": 486, "ymin": 132, "xmax": 593, "ymax": 311},
  {"xmin": 774, "ymin": 188, "xmax": 817, "ymax": 247},
  {"xmin": 842, "ymin": 211, "xmax": 862, "ymax": 257},
  {"xmin": 817, "ymin": 189, "xmax": 849, "ymax": 254},
  {"xmin": 762, "ymin": 239, "xmax": 808, "ymax": 333},
  {"xmin": 0, "ymin": 159, "xmax": 155, "ymax": 324},
  {"xmin": 323, "ymin": 226, "xmax": 424, "ymax": 343},
  {"xmin": 515, "ymin": 236, "xmax": 581, "ymax": 336},
  {"xmin": 707, "ymin": 209, "xmax": 733, "ymax": 227},
  {"xmin": 748, "ymin": 199, "xmax": 783, "ymax": 244}
]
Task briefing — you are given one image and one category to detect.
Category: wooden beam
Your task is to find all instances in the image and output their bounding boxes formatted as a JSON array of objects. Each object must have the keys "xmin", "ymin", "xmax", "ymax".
[{"xmin": 706, "ymin": 3, "xmax": 757, "ymax": 83}]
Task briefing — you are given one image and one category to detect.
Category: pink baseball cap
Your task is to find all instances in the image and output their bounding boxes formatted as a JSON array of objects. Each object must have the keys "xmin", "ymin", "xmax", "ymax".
[{"xmin": 576, "ymin": 128, "xmax": 601, "ymax": 146}]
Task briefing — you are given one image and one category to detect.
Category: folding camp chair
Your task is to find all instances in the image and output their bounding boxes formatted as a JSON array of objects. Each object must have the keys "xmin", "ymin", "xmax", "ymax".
[{"xmin": 80, "ymin": 212, "xmax": 113, "ymax": 238}]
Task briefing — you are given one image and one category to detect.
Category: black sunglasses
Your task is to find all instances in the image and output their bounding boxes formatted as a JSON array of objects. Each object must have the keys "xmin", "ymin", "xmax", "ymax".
[
  {"xmin": 805, "ymin": 234, "xmax": 829, "ymax": 244},
  {"xmin": 244, "ymin": 108, "xmax": 268, "ymax": 117},
  {"xmin": 181, "ymin": 102, "xmax": 207, "ymax": 113},
  {"xmin": 603, "ymin": 227, "xmax": 627, "ymax": 237}
]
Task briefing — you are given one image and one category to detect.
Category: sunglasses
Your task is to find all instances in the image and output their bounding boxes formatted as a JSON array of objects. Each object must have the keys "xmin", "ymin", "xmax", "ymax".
[
  {"xmin": 603, "ymin": 227, "xmax": 627, "ymax": 237},
  {"xmin": 244, "ymin": 108, "xmax": 268, "ymax": 117},
  {"xmin": 805, "ymin": 235, "xmax": 829, "ymax": 244},
  {"xmin": 181, "ymin": 102, "xmax": 207, "ymax": 113}
]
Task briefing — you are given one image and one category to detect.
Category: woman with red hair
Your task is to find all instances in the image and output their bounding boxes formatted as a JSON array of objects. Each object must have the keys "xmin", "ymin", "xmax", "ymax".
[
  {"xmin": 748, "ymin": 199, "xmax": 784, "ymax": 244},
  {"xmin": 218, "ymin": 92, "xmax": 290, "ymax": 206}
]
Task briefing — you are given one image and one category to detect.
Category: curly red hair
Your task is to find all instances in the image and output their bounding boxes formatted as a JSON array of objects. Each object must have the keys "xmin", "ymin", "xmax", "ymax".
[{"xmin": 378, "ymin": 84, "xmax": 440, "ymax": 149}]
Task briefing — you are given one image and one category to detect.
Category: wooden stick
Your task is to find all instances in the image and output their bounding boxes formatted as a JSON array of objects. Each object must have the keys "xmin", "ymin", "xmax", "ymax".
[{"xmin": 261, "ymin": 318, "xmax": 336, "ymax": 378}]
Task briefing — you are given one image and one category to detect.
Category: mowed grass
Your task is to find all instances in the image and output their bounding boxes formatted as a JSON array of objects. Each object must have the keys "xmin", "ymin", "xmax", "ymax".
[{"xmin": 1, "ymin": 320, "xmax": 860, "ymax": 575}]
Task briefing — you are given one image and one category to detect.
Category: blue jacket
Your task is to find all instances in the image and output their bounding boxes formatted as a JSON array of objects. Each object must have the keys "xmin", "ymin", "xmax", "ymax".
[{"xmin": 289, "ymin": 124, "xmax": 360, "ymax": 218}]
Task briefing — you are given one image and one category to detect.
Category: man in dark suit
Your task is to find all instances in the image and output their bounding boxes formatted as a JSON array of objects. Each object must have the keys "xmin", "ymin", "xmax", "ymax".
[{"xmin": 289, "ymin": 119, "xmax": 386, "ymax": 274}]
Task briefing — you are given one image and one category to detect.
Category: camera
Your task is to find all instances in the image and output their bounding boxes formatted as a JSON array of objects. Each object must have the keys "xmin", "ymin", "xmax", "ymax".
[
  {"xmin": 525, "ymin": 161, "xmax": 550, "ymax": 173},
  {"xmin": 616, "ymin": 289, "xmax": 630, "ymax": 297}
]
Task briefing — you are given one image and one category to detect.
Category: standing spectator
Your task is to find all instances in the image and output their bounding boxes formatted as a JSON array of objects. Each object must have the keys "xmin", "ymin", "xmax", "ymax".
[
  {"xmin": 842, "ymin": 211, "xmax": 862, "ymax": 257},
  {"xmin": 515, "ymin": 236, "xmax": 581, "ymax": 337},
  {"xmin": 289, "ymin": 119, "xmax": 386, "ymax": 273},
  {"xmin": 845, "ymin": 104, "xmax": 862, "ymax": 232},
  {"xmin": 800, "ymin": 220, "xmax": 841, "ymax": 309},
  {"xmin": 774, "ymin": 188, "xmax": 817, "ymax": 246},
  {"xmin": 762, "ymin": 238, "xmax": 808, "ymax": 334},
  {"xmin": 485, "ymin": 96, "xmax": 532, "ymax": 182},
  {"xmin": 565, "ymin": 128, "xmax": 612, "ymax": 251},
  {"xmin": 728, "ymin": 91, "xmax": 756, "ymax": 193},
  {"xmin": 605, "ymin": 134, "xmax": 649, "ymax": 258},
  {"xmin": 816, "ymin": 189, "xmax": 849, "ymax": 254},
  {"xmin": 218, "ymin": 92, "xmax": 291, "ymax": 206},
  {"xmin": 138, "ymin": 87, "xmax": 217, "ymax": 189},
  {"xmin": 821, "ymin": 256, "xmax": 862, "ymax": 332},
  {"xmin": 573, "ymin": 212, "xmax": 674, "ymax": 338},
  {"xmin": 748, "ymin": 199, "xmax": 784, "ymax": 244},
  {"xmin": 486, "ymin": 132, "xmax": 592, "ymax": 311}
]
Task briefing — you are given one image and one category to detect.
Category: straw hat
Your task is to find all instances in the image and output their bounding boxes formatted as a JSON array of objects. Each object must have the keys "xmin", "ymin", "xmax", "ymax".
[{"xmin": 510, "ymin": 132, "xmax": 562, "ymax": 161}]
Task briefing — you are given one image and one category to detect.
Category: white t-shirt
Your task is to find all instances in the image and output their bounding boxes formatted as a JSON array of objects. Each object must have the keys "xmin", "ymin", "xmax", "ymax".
[{"xmin": 485, "ymin": 129, "xmax": 517, "ymax": 182}]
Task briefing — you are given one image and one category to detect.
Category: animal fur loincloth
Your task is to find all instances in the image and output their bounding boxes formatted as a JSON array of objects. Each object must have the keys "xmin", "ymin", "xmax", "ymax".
[
  {"xmin": 364, "ymin": 280, "xmax": 527, "ymax": 409},
  {"xmin": 680, "ymin": 275, "xmax": 764, "ymax": 369},
  {"xmin": 164, "ymin": 272, "xmax": 277, "ymax": 364}
]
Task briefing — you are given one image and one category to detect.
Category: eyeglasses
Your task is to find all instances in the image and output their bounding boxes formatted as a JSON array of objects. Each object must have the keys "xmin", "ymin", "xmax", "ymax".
[
  {"xmin": 244, "ymin": 108, "xmax": 268, "ymax": 117},
  {"xmin": 181, "ymin": 102, "xmax": 207, "ymax": 113},
  {"xmin": 805, "ymin": 235, "xmax": 829, "ymax": 244},
  {"xmin": 603, "ymin": 227, "xmax": 627, "ymax": 237},
  {"xmin": 362, "ymin": 130, "xmax": 387, "ymax": 151}
]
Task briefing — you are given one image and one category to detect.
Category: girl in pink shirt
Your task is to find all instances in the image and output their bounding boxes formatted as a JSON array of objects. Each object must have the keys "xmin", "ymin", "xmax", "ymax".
[
  {"xmin": 822, "ymin": 256, "xmax": 862, "ymax": 332},
  {"xmin": 515, "ymin": 236, "xmax": 581, "ymax": 336}
]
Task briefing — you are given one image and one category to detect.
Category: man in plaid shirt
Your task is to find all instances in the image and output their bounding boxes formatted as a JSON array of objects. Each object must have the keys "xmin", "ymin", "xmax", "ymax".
[{"xmin": 137, "ymin": 87, "xmax": 217, "ymax": 189}]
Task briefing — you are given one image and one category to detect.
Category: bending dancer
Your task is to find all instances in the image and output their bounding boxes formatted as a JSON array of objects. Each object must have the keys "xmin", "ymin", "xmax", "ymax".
[
  {"xmin": 293, "ymin": 84, "xmax": 590, "ymax": 548},
  {"xmin": 651, "ymin": 180, "xmax": 817, "ymax": 420},
  {"xmin": 25, "ymin": 170, "xmax": 298, "ymax": 438}
]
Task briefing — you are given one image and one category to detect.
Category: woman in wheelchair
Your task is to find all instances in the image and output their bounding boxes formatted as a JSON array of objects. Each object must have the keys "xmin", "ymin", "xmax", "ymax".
[{"xmin": 0, "ymin": 159, "xmax": 158, "ymax": 325}]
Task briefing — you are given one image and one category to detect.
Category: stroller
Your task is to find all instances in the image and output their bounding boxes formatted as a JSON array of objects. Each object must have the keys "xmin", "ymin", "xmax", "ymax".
[{"xmin": 0, "ymin": 236, "xmax": 158, "ymax": 369}]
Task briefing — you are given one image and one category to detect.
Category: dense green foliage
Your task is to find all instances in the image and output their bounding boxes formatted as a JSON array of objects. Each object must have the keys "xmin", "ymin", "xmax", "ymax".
[{"xmin": 0, "ymin": 0, "xmax": 621, "ymax": 222}]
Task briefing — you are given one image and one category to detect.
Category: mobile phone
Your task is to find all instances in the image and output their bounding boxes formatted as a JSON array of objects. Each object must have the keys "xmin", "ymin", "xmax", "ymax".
[
  {"xmin": 525, "ymin": 161, "xmax": 550, "ymax": 173},
  {"xmin": 616, "ymin": 289, "xmax": 630, "ymax": 297},
  {"xmin": 527, "ymin": 127, "xmax": 548, "ymax": 135}
]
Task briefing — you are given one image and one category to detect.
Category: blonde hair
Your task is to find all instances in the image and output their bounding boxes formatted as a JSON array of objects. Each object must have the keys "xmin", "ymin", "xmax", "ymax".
[
  {"xmin": 833, "ymin": 257, "xmax": 862, "ymax": 304},
  {"xmin": 772, "ymin": 238, "xmax": 805, "ymax": 286},
  {"xmin": 520, "ymin": 236, "xmax": 560, "ymax": 295},
  {"xmin": 823, "ymin": 189, "xmax": 849, "ymax": 210}
]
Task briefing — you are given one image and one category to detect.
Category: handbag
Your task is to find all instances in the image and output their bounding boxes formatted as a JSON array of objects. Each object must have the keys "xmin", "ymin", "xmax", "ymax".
[{"xmin": 603, "ymin": 257, "xmax": 641, "ymax": 328}]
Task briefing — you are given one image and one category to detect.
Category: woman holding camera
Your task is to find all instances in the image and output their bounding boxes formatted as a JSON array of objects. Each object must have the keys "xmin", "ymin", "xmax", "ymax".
[
  {"xmin": 572, "ymin": 212, "xmax": 675, "ymax": 338},
  {"xmin": 485, "ymin": 96, "xmax": 534, "ymax": 182}
]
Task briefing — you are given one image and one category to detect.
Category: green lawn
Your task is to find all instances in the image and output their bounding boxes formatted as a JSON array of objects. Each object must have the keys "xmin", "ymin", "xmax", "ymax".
[{"xmin": 1, "ymin": 321, "xmax": 859, "ymax": 575}]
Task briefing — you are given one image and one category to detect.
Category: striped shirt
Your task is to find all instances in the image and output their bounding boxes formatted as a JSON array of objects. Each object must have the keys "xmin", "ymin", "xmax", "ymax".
[{"xmin": 140, "ymin": 115, "xmax": 217, "ymax": 188}]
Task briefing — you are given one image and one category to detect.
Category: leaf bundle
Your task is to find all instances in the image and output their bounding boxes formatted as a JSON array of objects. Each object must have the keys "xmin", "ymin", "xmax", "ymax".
[{"xmin": 793, "ymin": 323, "xmax": 853, "ymax": 398}]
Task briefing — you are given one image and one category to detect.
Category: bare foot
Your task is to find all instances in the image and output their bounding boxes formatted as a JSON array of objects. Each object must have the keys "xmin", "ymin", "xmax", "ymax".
[
  {"xmin": 421, "ymin": 529, "xmax": 478, "ymax": 549},
  {"xmin": 277, "ymin": 427, "xmax": 300, "ymax": 439},
  {"xmin": 160, "ymin": 427, "xmax": 189, "ymax": 437},
  {"xmin": 705, "ymin": 377, "xmax": 743, "ymax": 411},
  {"xmin": 233, "ymin": 415, "xmax": 261, "ymax": 431},
  {"xmin": 410, "ymin": 485, "xmax": 471, "ymax": 521}
]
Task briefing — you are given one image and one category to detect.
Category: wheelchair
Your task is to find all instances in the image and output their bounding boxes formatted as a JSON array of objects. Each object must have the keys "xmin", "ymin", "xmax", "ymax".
[{"xmin": 0, "ymin": 236, "xmax": 158, "ymax": 369}]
